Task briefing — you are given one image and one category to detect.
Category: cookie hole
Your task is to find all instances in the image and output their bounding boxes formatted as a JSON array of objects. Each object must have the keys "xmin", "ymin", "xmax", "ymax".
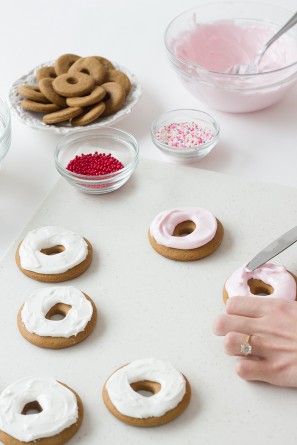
[
  {"xmin": 173, "ymin": 221, "xmax": 196, "ymax": 237},
  {"xmin": 67, "ymin": 77, "xmax": 78, "ymax": 85},
  {"xmin": 130, "ymin": 381, "xmax": 161, "ymax": 397},
  {"xmin": 21, "ymin": 401, "xmax": 43, "ymax": 415},
  {"xmin": 45, "ymin": 303, "xmax": 71, "ymax": 321},
  {"xmin": 50, "ymin": 73, "xmax": 56, "ymax": 78},
  {"xmin": 81, "ymin": 69, "xmax": 90, "ymax": 75},
  {"xmin": 103, "ymin": 92, "xmax": 111, "ymax": 102},
  {"xmin": 40, "ymin": 245, "xmax": 65, "ymax": 255},
  {"xmin": 248, "ymin": 278, "xmax": 274, "ymax": 296}
]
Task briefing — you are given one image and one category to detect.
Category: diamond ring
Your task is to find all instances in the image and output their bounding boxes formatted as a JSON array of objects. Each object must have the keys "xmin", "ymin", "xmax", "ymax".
[{"xmin": 240, "ymin": 334, "xmax": 252, "ymax": 357}]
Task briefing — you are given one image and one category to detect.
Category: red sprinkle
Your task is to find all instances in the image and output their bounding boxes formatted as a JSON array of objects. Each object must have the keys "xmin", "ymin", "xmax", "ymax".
[{"xmin": 66, "ymin": 152, "xmax": 124, "ymax": 176}]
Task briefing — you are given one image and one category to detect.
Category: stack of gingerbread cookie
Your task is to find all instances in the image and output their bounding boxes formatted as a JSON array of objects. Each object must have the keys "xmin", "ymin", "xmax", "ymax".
[{"xmin": 18, "ymin": 53, "xmax": 131, "ymax": 126}]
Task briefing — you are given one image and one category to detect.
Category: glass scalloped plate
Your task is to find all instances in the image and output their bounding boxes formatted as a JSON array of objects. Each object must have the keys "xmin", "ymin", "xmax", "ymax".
[{"xmin": 8, "ymin": 60, "xmax": 142, "ymax": 134}]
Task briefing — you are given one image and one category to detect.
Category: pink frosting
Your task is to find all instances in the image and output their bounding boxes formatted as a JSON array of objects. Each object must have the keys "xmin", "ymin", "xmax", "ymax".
[
  {"xmin": 149, "ymin": 207, "xmax": 217, "ymax": 249},
  {"xmin": 174, "ymin": 21, "xmax": 297, "ymax": 73},
  {"xmin": 225, "ymin": 263, "xmax": 296, "ymax": 300}
]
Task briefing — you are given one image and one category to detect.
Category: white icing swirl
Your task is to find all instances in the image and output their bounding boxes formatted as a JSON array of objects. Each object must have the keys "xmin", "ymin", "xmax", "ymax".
[
  {"xmin": 0, "ymin": 377, "xmax": 78, "ymax": 441},
  {"xmin": 150, "ymin": 207, "xmax": 217, "ymax": 249},
  {"xmin": 19, "ymin": 226, "xmax": 88, "ymax": 274},
  {"xmin": 225, "ymin": 263, "xmax": 296, "ymax": 300},
  {"xmin": 105, "ymin": 358, "xmax": 186, "ymax": 418},
  {"xmin": 21, "ymin": 286, "xmax": 93, "ymax": 338}
]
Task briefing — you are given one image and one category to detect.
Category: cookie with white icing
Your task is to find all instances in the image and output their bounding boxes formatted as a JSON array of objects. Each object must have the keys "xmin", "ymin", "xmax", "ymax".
[
  {"xmin": 0, "ymin": 377, "xmax": 83, "ymax": 445},
  {"xmin": 18, "ymin": 286, "xmax": 97, "ymax": 349},
  {"xmin": 15, "ymin": 226, "xmax": 93, "ymax": 282},
  {"xmin": 102, "ymin": 358, "xmax": 191, "ymax": 426}
]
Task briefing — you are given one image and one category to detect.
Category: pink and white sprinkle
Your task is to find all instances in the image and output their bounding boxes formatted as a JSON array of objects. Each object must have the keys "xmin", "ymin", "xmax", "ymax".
[{"xmin": 155, "ymin": 121, "xmax": 214, "ymax": 148}]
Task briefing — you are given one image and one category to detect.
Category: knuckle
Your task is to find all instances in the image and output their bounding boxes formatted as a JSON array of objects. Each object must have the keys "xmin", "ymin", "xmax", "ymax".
[
  {"xmin": 213, "ymin": 314, "xmax": 228, "ymax": 335},
  {"xmin": 224, "ymin": 332, "xmax": 237, "ymax": 354},
  {"xmin": 271, "ymin": 358, "xmax": 288, "ymax": 374},
  {"xmin": 272, "ymin": 298, "xmax": 289, "ymax": 315},
  {"xmin": 235, "ymin": 359, "xmax": 248, "ymax": 379},
  {"xmin": 235, "ymin": 358, "xmax": 251, "ymax": 380},
  {"xmin": 225, "ymin": 297, "xmax": 236, "ymax": 314}
]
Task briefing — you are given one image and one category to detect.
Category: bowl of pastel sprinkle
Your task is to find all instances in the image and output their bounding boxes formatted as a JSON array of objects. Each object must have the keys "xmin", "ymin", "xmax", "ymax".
[{"xmin": 151, "ymin": 109, "xmax": 220, "ymax": 161}]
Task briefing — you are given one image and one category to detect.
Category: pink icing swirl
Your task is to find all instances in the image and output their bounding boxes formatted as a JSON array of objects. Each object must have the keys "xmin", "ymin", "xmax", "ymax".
[
  {"xmin": 225, "ymin": 263, "xmax": 296, "ymax": 300},
  {"xmin": 174, "ymin": 21, "xmax": 297, "ymax": 74},
  {"xmin": 149, "ymin": 207, "xmax": 217, "ymax": 249}
]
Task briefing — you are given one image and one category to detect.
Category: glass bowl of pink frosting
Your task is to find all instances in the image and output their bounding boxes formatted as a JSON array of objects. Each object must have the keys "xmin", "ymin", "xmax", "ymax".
[{"xmin": 165, "ymin": 2, "xmax": 297, "ymax": 113}]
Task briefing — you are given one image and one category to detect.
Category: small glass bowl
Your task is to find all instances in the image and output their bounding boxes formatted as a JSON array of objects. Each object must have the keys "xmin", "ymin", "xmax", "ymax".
[
  {"xmin": 55, "ymin": 127, "xmax": 139, "ymax": 194},
  {"xmin": 0, "ymin": 97, "xmax": 11, "ymax": 166},
  {"xmin": 151, "ymin": 109, "xmax": 220, "ymax": 161}
]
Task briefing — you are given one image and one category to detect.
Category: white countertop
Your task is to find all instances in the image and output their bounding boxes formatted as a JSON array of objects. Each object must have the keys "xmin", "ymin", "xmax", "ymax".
[
  {"xmin": 2, "ymin": 159, "xmax": 297, "ymax": 445},
  {"xmin": 1, "ymin": 0, "xmax": 297, "ymax": 257}
]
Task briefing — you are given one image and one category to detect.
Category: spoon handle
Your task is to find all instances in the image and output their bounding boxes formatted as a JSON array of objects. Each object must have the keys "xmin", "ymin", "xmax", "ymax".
[
  {"xmin": 260, "ymin": 11, "xmax": 297, "ymax": 57},
  {"xmin": 230, "ymin": 10, "xmax": 297, "ymax": 73}
]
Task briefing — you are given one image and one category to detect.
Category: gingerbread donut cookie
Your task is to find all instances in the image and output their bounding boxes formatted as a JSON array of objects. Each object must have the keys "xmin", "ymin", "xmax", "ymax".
[
  {"xmin": 69, "ymin": 56, "xmax": 105, "ymax": 85},
  {"xmin": 39, "ymin": 78, "xmax": 67, "ymax": 107},
  {"xmin": 43, "ymin": 106, "xmax": 82, "ymax": 124},
  {"xmin": 21, "ymin": 99, "xmax": 60, "ymax": 113},
  {"xmin": 36, "ymin": 66, "xmax": 57, "ymax": 81},
  {"xmin": 103, "ymin": 358, "xmax": 191, "ymax": 427},
  {"xmin": 18, "ymin": 85, "xmax": 49, "ymax": 103},
  {"xmin": 148, "ymin": 207, "xmax": 224, "ymax": 261},
  {"xmin": 53, "ymin": 72, "xmax": 95, "ymax": 98},
  {"xmin": 15, "ymin": 226, "xmax": 93, "ymax": 282},
  {"xmin": 101, "ymin": 82, "xmax": 126, "ymax": 117},
  {"xmin": 94, "ymin": 56, "xmax": 115, "ymax": 70},
  {"xmin": 223, "ymin": 263, "xmax": 297, "ymax": 304},
  {"xmin": 0, "ymin": 377, "xmax": 83, "ymax": 445},
  {"xmin": 105, "ymin": 70, "xmax": 131, "ymax": 96},
  {"xmin": 66, "ymin": 85, "xmax": 106, "ymax": 107},
  {"xmin": 71, "ymin": 102, "xmax": 105, "ymax": 126},
  {"xmin": 18, "ymin": 286, "xmax": 97, "ymax": 349},
  {"xmin": 55, "ymin": 53, "xmax": 81, "ymax": 75}
]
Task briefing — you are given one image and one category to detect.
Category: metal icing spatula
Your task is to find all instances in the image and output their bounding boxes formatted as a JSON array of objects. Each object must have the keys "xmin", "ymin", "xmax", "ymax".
[{"xmin": 246, "ymin": 226, "xmax": 297, "ymax": 271}]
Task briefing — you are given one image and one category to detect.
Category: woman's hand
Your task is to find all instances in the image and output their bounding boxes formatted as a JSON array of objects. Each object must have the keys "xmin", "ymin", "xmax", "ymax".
[{"xmin": 213, "ymin": 296, "xmax": 297, "ymax": 387}]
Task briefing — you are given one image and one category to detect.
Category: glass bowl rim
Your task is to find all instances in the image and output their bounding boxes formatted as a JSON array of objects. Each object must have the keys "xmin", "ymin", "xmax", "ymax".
[
  {"xmin": 55, "ymin": 126, "xmax": 139, "ymax": 183},
  {"xmin": 0, "ymin": 98, "xmax": 11, "ymax": 145},
  {"xmin": 151, "ymin": 108, "xmax": 220, "ymax": 153},
  {"xmin": 164, "ymin": 0, "xmax": 297, "ymax": 78}
]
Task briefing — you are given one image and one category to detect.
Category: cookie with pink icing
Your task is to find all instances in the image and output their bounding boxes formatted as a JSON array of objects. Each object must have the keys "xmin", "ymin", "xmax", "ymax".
[
  {"xmin": 223, "ymin": 263, "xmax": 297, "ymax": 303},
  {"xmin": 148, "ymin": 207, "xmax": 224, "ymax": 261}
]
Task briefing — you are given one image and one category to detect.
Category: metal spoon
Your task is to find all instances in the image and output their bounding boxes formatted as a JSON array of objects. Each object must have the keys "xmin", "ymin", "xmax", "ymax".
[{"xmin": 229, "ymin": 11, "xmax": 297, "ymax": 74}]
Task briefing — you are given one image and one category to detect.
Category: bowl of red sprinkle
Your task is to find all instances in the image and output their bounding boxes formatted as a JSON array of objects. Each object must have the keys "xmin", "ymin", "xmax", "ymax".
[
  {"xmin": 151, "ymin": 109, "xmax": 220, "ymax": 161},
  {"xmin": 55, "ymin": 127, "xmax": 139, "ymax": 194}
]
